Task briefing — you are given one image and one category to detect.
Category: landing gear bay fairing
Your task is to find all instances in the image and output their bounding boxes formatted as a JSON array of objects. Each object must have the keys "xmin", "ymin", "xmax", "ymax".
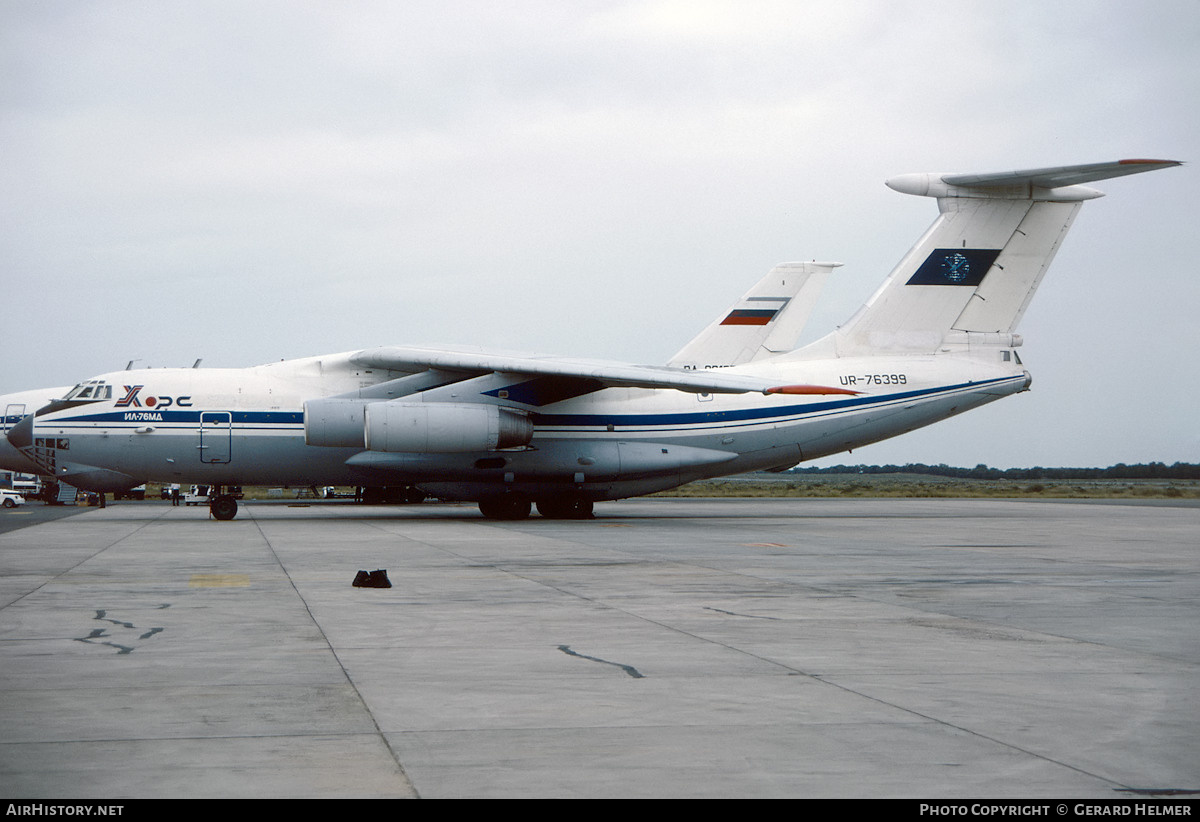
[{"xmin": 2, "ymin": 159, "xmax": 1180, "ymax": 519}]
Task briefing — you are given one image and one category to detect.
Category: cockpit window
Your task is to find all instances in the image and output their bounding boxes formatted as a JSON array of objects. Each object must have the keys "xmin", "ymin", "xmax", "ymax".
[
  {"xmin": 63, "ymin": 381, "xmax": 112, "ymax": 402},
  {"xmin": 36, "ymin": 381, "xmax": 113, "ymax": 416}
]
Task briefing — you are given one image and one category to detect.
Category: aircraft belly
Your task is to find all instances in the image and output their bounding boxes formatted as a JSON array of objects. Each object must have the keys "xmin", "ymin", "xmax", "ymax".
[
  {"xmin": 345, "ymin": 440, "xmax": 736, "ymax": 483},
  {"xmin": 417, "ymin": 475, "xmax": 694, "ymax": 503}
]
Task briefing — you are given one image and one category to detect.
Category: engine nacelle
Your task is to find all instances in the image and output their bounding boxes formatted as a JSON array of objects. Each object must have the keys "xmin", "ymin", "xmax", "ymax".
[
  {"xmin": 304, "ymin": 398, "xmax": 369, "ymax": 448},
  {"xmin": 364, "ymin": 402, "xmax": 533, "ymax": 453}
]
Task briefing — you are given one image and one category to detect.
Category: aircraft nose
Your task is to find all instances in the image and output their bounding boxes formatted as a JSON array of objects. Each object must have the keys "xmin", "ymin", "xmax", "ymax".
[{"xmin": 6, "ymin": 413, "xmax": 33, "ymax": 450}]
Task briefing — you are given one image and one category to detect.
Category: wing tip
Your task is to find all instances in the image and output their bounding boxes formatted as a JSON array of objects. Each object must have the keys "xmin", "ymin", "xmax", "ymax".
[{"xmin": 1118, "ymin": 158, "xmax": 1183, "ymax": 166}]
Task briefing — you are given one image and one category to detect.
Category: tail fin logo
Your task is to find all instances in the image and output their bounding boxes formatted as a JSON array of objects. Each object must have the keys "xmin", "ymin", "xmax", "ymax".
[
  {"xmin": 942, "ymin": 252, "xmax": 971, "ymax": 282},
  {"xmin": 907, "ymin": 249, "xmax": 1000, "ymax": 286}
]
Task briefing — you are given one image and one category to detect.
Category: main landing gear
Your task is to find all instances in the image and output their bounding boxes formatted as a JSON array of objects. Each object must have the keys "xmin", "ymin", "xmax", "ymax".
[
  {"xmin": 209, "ymin": 491, "xmax": 239, "ymax": 521},
  {"xmin": 477, "ymin": 495, "xmax": 594, "ymax": 520},
  {"xmin": 535, "ymin": 496, "xmax": 594, "ymax": 520},
  {"xmin": 477, "ymin": 496, "xmax": 531, "ymax": 520}
]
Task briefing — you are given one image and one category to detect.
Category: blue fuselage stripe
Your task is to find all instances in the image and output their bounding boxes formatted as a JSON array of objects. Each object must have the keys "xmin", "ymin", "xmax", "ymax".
[
  {"xmin": 530, "ymin": 377, "xmax": 1013, "ymax": 427},
  {"xmin": 38, "ymin": 377, "xmax": 1017, "ymax": 434}
]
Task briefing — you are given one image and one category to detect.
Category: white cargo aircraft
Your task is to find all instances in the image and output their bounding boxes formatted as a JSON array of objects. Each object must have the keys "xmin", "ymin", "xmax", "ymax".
[
  {"xmin": 1, "ymin": 386, "xmax": 73, "ymax": 478},
  {"xmin": 3, "ymin": 159, "xmax": 1180, "ymax": 520}
]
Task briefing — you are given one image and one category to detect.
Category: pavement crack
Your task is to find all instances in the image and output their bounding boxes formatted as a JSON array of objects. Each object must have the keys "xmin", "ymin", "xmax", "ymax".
[
  {"xmin": 704, "ymin": 605, "xmax": 780, "ymax": 620},
  {"xmin": 557, "ymin": 644, "xmax": 644, "ymax": 678}
]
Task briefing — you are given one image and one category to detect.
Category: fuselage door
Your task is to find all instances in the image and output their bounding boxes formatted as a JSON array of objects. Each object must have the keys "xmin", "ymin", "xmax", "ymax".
[{"xmin": 199, "ymin": 412, "xmax": 232, "ymax": 464}]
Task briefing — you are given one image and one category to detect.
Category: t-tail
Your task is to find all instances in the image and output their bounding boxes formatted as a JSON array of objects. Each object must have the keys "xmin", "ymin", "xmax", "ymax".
[{"xmin": 800, "ymin": 159, "xmax": 1181, "ymax": 357}]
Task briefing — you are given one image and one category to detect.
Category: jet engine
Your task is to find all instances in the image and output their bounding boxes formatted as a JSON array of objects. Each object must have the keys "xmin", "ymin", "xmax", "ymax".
[
  {"xmin": 365, "ymin": 402, "xmax": 533, "ymax": 453},
  {"xmin": 304, "ymin": 399, "xmax": 533, "ymax": 453},
  {"xmin": 304, "ymin": 399, "xmax": 369, "ymax": 448}
]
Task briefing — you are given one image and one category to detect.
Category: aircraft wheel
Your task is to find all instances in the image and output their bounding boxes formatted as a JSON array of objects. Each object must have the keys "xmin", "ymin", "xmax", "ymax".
[
  {"xmin": 536, "ymin": 497, "xmax": 594, "ymax": 519},
  {"xmin": 478, "ymin": 496, "xmax": 531, "ymax": 520},
  {"xmin": 210, "ymin": 495, "xmax": 239, "ymax": 521}
]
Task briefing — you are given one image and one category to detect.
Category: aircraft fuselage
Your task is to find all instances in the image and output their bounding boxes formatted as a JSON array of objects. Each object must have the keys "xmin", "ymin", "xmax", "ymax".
[{"xmin": 13, "ymin": 348, "xmax": 1028, "ymax": 502}]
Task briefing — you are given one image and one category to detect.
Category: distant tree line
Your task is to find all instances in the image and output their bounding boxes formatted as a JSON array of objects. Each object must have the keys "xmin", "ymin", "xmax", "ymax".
[{"xmin": 789, "ymin": 462, "xmax": 1200, "ymax": 480}]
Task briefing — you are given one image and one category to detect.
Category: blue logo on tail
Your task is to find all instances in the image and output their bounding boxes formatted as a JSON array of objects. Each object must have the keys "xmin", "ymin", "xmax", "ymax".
[{"xmin": 907, "ymin": 249, "xmax": 1000, "ymax": 286}]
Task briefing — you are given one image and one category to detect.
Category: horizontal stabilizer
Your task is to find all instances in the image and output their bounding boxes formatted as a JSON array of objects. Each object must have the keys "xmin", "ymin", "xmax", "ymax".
[
  {"xmin": 942, "ymin": 159, "xmax": 1181, "ymax": 189},
  {"xmin": 887, "ymin": 159, "xmax": 1181, "ymax": 201}
]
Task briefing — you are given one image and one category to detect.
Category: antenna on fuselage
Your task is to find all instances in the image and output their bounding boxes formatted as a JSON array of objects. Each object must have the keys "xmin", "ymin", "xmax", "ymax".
[
  {"xmin": 125, "ymin": 359, "xmax": 141, "ymax": 371},
  {"xmin": 193, "ymin": 359, "xmax": 203, "ymax": 368}
]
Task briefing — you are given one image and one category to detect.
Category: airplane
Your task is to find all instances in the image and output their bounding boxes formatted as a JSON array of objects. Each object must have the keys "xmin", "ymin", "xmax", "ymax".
[
  {"xmin": 1, "ymin": 386, "xmax": 73, "ymax": 477},
  {"xmin": 3, "ymin": 158, "xmax": 1180, "ymax": 521}
]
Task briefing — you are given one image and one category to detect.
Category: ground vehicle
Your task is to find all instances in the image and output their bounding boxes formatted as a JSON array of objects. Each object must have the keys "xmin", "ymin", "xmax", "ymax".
[
  {"xmin": 183, "ymin": 485, "xmax": 211, "ymax": 505},
  {"xmin": 1, "ymin": 489, "xmax": 26, "ymax": 508},
  {"xmin": 113, "ymin": 484, "xmax": 146, "ymax": 501}
]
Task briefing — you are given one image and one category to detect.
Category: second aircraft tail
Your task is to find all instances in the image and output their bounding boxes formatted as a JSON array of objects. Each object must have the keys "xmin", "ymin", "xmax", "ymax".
[{"xmin": 669, "ymin": 261, "xmax": 841, "ymax": 369}]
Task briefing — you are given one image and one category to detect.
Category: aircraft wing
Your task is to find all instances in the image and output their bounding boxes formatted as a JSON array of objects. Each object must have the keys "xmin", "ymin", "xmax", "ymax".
[{"xmin": 350, "ymin": 345, "xmax": 777, "ymax": 395}]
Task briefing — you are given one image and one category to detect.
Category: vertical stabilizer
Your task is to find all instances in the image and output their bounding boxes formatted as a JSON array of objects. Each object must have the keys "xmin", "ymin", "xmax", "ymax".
[
  {"xmin": 669, "ymin": 261, "xmax": 841, "ymax": 368},
  {"xmin": 819, "ymin": 159, "xmax": 1180, "ymax": 356}
]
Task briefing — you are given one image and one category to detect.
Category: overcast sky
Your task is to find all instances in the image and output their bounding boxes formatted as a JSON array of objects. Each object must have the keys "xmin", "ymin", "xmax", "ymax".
[{"xmin": 2, "ymin": 0, "xmax": 1196, "ymax": 469}]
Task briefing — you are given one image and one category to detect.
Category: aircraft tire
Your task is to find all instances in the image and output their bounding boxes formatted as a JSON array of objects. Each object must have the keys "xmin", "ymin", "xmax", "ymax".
[
  {"xmin": 210, "ymin": 495, "xmax": 238, "ymax": 521},
  {"xmin": 478, "ymin": 496, "xmax": 531, "ymax": 520},
  {"xmin": 536, "ymin": 497, "xmax": 594, "ymax": 519}
]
